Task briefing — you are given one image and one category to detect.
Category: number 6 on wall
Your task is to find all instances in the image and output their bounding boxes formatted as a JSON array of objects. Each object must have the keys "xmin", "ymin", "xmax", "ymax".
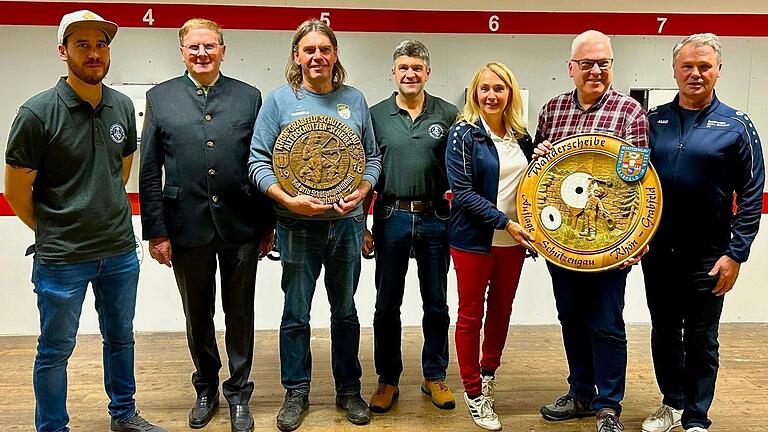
[{"xmin": 489, "ymin": 15, "xmax": 499, "ymax": 32}]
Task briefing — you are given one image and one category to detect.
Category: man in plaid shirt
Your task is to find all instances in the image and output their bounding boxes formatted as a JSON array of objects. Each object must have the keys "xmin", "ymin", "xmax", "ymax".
[{"xmin": 534, "ymin": 30, "xmax": 649, "ymax": 432}]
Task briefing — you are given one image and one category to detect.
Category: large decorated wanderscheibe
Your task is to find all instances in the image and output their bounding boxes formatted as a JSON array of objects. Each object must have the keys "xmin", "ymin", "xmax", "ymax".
[
  {"xmin": 517, "ymin": 133, "xmax": 662, "ymax": 272},
  {"xmin": 273, "ymin": 114, "xmax": 365, "ymax": 204}
]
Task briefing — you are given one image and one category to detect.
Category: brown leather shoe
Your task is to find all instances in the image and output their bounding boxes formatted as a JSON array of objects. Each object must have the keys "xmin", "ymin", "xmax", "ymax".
[
  {"xmin": 368, "ymin": 382, "xmax": 399, "ymax": 413},
  {"xmin": 421, "ymin": 379, "xmax": 456, "ymax": 410}
]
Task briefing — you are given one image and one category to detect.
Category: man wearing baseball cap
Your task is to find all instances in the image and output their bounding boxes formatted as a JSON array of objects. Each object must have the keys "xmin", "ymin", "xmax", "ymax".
[{"xmin": 5, "ymin": 10, "xmax": 166, "ymax": 432}]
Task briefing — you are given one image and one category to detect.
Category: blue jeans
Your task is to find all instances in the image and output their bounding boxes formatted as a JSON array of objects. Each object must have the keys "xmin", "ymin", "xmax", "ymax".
[
  {"xmin": 32, "ymin": 250, "xmax": 140, "ymax": 432},
  {"xmin": 642, "ymin": 246, "xmax": 724, "ymax": 430},
  {"xmin": 372, "ymin": 204, "xmax": 450, "ymax": 384},
  {"xmin": 276, "ymin": 215, "xmax": 364, "ymax": 395},
  {"xmin": 547, "ymin": 262, "xmax": 629, "ymax": 414}
]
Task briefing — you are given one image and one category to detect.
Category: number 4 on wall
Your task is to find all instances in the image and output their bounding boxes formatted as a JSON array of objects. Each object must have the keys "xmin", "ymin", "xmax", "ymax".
[{"xmin": 143, "ymin": 8, "xmax": 155, "ymax": 26}]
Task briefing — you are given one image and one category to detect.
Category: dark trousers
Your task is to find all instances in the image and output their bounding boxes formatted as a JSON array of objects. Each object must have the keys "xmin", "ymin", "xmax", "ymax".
[
  {"xmin": 642, "ymin": 247, "xmax": 724, "ymax": 430},
  {"xmin": 372, "ymin": 205, "xmax": 450, "ymax": 385},
  {"xmin": 172, "ymin": 235, "xmax": 258, "ymax": 405},
  {"xmin": 547, "ymin": 262, "xmax": 629, "ymax": 414}
]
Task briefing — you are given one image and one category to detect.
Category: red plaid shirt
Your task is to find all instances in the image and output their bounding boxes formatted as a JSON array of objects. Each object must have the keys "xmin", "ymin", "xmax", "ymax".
[{"xmin": 535, "ymin": 88, "xmax": 649, "ymax": 148}]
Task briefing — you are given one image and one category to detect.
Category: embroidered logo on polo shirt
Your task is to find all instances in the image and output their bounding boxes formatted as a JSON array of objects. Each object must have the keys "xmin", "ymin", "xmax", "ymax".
[
  {"xmin": 428, "ymin": 123, "xmax": 446, "ymax": 139},
  {"xmin": 337, "ymin": 103, "xmax": 351, "ymax": 119},
  {"xmin": 110, "ymin": 123, "xmax": 126, "ymax": 143}
]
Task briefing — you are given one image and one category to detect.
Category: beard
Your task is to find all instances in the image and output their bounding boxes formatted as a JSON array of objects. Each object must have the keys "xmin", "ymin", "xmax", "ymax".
[{"xmin": 67, "ymin": 57, "xmax": 110, "ymax": 85}]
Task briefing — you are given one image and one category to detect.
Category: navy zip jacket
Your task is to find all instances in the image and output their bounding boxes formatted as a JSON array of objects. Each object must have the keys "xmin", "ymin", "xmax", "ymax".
[
  {"xmin": 445, "ymin": 119, "xmax": 534, "ymax": 254},
  {"xmin": 648, "ymin": 92, "xmax": 764, "ymax": 262}
]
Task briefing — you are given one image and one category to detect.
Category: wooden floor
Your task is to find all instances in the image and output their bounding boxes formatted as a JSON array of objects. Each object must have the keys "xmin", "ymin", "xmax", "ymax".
[{"xmin": 1, "ymin": 324, "xmax": 765, "ymax": 431}]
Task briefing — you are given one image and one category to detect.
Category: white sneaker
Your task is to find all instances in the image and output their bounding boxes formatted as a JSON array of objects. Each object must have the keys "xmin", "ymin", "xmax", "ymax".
[
  {"xmin": 642, "ymin": 404, "xmax": 683, "ymax": 432},
  {"xmin": 481, "ymin": 375, "xmax": 496, "ymax": 408},
  {"xmin": 464, "ymin": 392, "xmax": 502, "ymax": 431},
  {"xmin": 684, "ymin": 428, "xmax": 708, "ymax": 432}
]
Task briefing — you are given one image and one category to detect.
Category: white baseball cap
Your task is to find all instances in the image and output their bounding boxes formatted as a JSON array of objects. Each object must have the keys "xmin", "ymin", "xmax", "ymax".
[{"xmin": 58, "ymin": 10, "xmax": 118, "ymax": 44}]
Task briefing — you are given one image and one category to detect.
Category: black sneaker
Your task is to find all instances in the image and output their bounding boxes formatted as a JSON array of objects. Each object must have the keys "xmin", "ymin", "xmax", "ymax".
[
  {"xmin": 540, "ymin": 394, "xmax": 596, "ymax": 421},
  {"xmin": 336, "ymin": 393, "xmax": 372, "ymax": 425},
  {"xmin": 110, "ymin": 413, "xmax": 167, "ymax": 431},
  {"xmin": 276, "ymin": 391, "xmax": 309, "ymax": 431},
  {"xmin": 597, "ymin": 408, "xmax": 625, "ymax": 432}
]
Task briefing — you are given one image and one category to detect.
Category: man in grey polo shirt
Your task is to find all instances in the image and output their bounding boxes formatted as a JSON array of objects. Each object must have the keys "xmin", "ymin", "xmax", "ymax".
[
  {"xmin": 4, "ymin": 10, "xmax": 165, "ymax": 432},
  {"xmin": 364, "ymin": 40, "xmax": 458, "ymax": 413}
]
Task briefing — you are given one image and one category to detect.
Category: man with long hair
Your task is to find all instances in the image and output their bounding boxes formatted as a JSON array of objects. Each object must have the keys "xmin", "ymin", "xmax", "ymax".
[{"xmin": 248, "ymin": 19, "xmax": 381, "ymax": 431}]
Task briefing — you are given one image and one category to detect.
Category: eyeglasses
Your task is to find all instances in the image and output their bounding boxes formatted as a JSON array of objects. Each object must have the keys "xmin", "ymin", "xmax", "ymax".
[
  {"xmin": 182, "ymin": 42, "xmax": 222, "ymax": 53},
  {"xmin": 570, "ymin": 58, "xmax": 614, "ymax": 71}
]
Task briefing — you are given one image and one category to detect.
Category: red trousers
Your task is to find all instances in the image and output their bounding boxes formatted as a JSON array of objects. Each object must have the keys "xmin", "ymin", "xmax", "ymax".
[{"xmin": 451, "ymin": 246, "xmax": 525, "ymax": 395}]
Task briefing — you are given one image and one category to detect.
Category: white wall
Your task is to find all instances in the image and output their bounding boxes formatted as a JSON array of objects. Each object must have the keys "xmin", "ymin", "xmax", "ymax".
[
  {"xmin": 1, "ymin": 9, "xmax": 767, "ymax": 335},
  {"xmin": 1, "ymin": 215, "xmax": 766, "ymax": 335}
]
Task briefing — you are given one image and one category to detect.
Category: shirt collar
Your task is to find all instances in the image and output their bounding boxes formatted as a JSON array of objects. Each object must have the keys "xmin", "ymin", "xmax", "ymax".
[
  {"xmin": 55, "ymin": 76, "xmax": 111, "ymax": 109},
  {"xmin": 387, "ymin": 91, "xmax": 433, "ymax": 115},
  {"xmin": 186, "ymin": 71, "xmax": 221, "ymax": 88},
  {"xmin": 571, "ymin": 87, "xmax": 613, "ymax": 112},
  {"xmin": 480, "ymin": 116, "xmax": 513, "ymax": 141},
  {"xmin": 671, "ymin": 90, "xmax": 720, "ymax": 115}
]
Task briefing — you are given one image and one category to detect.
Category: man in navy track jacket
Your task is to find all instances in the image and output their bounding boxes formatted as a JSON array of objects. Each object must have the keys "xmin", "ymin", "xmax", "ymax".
[{"xmin": 641, "ymin": 33, "xmax": 764, "ymax": 432}]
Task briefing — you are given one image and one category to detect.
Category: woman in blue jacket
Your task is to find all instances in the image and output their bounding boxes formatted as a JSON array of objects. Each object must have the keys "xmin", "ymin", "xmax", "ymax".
[{"xmin": 445, "ymin": 61, "xmax": 535, "ymax": 431}]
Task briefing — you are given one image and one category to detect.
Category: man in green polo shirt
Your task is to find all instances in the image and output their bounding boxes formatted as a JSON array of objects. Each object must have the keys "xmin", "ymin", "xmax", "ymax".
[
  {"xmin": 364, "ymin": 40, "xmax": 458, "ymax": 413},
  {"xmin": 4, "ymin": 10, "xmax": 165, "ymax": 432}
]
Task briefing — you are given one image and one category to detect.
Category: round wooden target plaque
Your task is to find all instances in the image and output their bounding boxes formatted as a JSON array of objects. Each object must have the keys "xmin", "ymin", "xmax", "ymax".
[
  {"xmin": 272, "ymin": 115, "xmax": 365, "ymax": 205},
  {"xmin": 516, "ymin": 133, "xmax": 663, "ymax": 272}
]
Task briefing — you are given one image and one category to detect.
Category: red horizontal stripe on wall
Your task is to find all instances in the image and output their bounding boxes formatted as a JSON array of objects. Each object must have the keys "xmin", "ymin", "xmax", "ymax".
[
  {"xmin": 0, "ymin": 193, "xmax": 14, "ymax": 216},
  {"xmin": 128, "ymin": 192, "xmax": 140, "ymax": 215},
  {"xmin": 1, "ymin": 2, "xmax": 768, "ymax": 36},
  {"xmin": 0, "ymin": 193, "xmax": 141, "ymax": 216},
  {"xmin": 1, "ymin": 193, "xmax": 767, "ymax": 216}
]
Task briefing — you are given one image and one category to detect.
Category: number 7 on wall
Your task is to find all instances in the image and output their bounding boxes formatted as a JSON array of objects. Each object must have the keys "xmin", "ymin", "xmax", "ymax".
[{"xmin": 656, "ymin": 17, "xmax": 667, "ymax": 34}]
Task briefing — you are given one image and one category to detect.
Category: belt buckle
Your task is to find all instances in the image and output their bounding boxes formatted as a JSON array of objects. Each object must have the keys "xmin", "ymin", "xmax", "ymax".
[{"xmin": 409, "ymin": 201, "xmax": 417, "ymax": 212}]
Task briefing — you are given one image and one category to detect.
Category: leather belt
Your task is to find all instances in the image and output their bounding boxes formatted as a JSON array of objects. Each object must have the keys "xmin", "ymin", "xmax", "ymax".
[{"xmin": 378, "ymin": 196, "xmax": 446, "ymax": 213}]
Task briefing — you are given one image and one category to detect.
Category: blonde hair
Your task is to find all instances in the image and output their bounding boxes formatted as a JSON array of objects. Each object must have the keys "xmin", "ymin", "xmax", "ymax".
[
  {"xmin": 178, "ymin": 18, "xmax": 224, "ymax": 45},
  {"xmin": 458, "ymin": 62, "xmax": 527, "ymax": 138},
  {"xmin": 285, "ymin": 19, "xmax": 347, "ymax": 92}
]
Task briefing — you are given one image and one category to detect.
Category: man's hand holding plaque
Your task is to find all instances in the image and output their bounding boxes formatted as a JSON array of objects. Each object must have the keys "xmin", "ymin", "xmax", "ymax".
[
  {"xmin": 271, "ymin": 115, "xmax": 366, "ymax": 214},
  {"xmin": 270, "ymin": 188, "xmax": 334, "ymax": 217},
  {"xmin": 334, "ymin": 180, "xmax": 372, "ymax": 215}
]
